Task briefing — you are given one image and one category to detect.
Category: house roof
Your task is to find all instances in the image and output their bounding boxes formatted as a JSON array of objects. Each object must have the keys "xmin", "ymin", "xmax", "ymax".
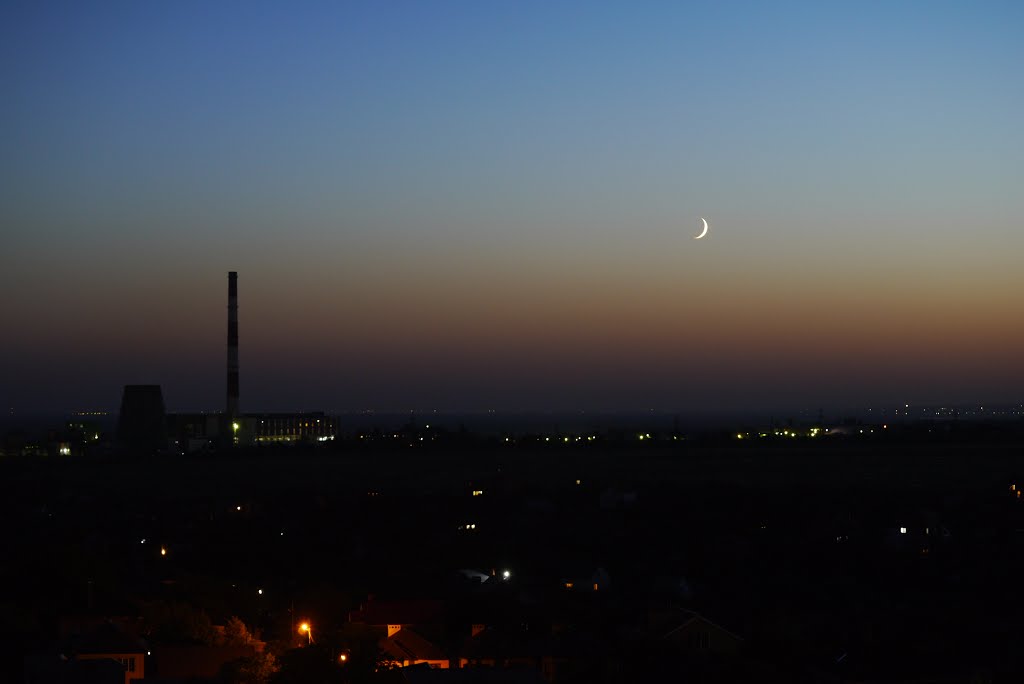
[
  {"xmin": 660, "ymin": 611, "xmax": 743, "ymax": 643},
  {"xmin": 381, "ymin": 627, "xmax": 447, "ymax": 662}
]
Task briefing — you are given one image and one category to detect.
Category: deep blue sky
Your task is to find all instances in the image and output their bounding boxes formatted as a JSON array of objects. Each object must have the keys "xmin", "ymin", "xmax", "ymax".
[{"xmin": 2, "ymin": 1, "xmax": 1022, "ymax": 414}]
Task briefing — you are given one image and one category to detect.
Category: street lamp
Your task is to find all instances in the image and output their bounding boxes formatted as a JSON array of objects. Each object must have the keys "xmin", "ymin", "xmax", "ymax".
[{"xmin": 298, "ymin": 621, "xmax": 313, "ymax": 645}]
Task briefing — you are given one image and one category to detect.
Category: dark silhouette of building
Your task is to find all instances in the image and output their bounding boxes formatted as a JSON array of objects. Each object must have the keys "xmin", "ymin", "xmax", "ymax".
[
  {"xmin": 163, "ymin": 272, "xmax": 340, "ymax": 451},
  {"xmin": 116, "ymin": 385, "xmax": 166, "ymax": 454}
]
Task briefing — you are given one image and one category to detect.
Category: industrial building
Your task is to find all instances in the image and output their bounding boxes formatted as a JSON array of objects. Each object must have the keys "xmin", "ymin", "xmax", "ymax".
[{"xmin": 121, "ymin": 272, "xmax": 340, "ymax": 455}]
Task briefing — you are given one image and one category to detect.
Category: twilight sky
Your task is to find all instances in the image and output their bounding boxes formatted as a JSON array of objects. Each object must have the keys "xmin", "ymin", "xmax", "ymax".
[{"xmin": 2, "ymin": 1, "xmax": 1022, "ymax": 414}]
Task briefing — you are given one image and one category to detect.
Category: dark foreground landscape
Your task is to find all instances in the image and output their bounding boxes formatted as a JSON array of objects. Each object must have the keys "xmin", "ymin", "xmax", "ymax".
[{"xmin": 6, "ymin": 424, "xmax": 1024, "ymax": 683}]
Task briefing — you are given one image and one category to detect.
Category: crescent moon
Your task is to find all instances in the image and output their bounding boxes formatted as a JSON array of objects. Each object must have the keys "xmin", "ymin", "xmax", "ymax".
[{"xmin": 694, "ymin": 217, "xmax": 708, "ymax": 239}]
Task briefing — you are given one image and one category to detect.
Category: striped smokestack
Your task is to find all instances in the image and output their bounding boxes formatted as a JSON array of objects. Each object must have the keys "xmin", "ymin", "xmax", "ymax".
[{"xmin": 227, "ymin": 271, "xmax": 239, "ymax": 421}]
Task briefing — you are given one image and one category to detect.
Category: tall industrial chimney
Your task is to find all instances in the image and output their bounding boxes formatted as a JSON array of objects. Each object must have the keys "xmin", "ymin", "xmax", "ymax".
[{"xmin": 227, "ymin": 271, "xmax": 239, "ymax": 423}]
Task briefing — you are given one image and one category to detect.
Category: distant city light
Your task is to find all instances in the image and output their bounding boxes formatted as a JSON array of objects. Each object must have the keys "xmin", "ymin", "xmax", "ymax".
[
  {"xmin": 502, "ymin": 570, "xmax": 511, "ymax": 580},
  {"xmin": 160, "ymin": 546, "xmax": 167, "ymax": 556},
  {"xmin": 258, "ymin": 588, "xmax": 263, "ymax": 595}
]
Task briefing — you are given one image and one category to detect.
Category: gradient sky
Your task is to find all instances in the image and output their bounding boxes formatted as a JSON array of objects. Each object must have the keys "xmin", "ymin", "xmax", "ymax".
[{"xmin": 2, "ymin": 1, "xmax": 1022, "ymax": 414}]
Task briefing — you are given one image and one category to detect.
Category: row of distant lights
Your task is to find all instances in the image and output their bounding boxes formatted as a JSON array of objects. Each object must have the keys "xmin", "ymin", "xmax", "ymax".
[
  {"xmin": 735, "ymin": 428, "xmax": 832, "ymax": 439},
  {"xmin": 734, "ymin": 426, "xmax": 892, "ymax": 440},
  {"xmin": 505, "ymin": 435, "xmax": 600, "ymax": 443}
]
